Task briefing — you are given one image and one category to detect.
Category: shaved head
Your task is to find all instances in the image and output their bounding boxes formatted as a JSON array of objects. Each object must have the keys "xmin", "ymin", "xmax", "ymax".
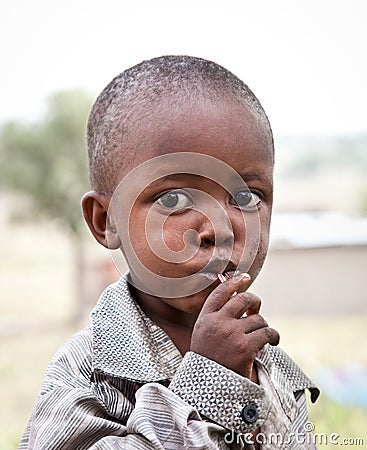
[{"xmin": 87, "ymin": 55, "xmax": 273, "ymax": 194}]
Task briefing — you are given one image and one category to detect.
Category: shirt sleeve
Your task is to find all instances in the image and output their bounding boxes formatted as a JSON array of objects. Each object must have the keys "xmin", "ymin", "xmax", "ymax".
[
  {"xmin": 19, "ymin": 341, "xmax": 269, "ymax": 449},
  {"xmin": 21, "ymin": 382, "xmax": 231, "ymax": 450},
  {"xmin": 169, "ymin": 352, "xmax": 271, "ymax": 433}
]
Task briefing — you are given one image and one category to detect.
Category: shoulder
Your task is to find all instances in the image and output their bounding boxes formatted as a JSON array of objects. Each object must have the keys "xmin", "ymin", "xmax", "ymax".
[
  {"xmin": 266, "ymin": 345, "xmax": 320, "ymax": 403},
  {"xmin": 40, "ymin": 327, "xmax": 94, "ymax": 394}
]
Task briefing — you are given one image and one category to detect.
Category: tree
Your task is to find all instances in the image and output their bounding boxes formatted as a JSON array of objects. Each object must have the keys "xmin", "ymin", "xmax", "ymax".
[{"xmin": 0, "ymin": 89, "xmax": 94, "ymax": 321}]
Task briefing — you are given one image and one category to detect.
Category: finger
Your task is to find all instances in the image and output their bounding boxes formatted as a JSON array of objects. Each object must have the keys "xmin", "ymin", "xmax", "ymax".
[
  {"xmin": 249, "ymin": 327, "xmax": 280, "ymax": 351},
  {"xmin": 238, "ymin": 313, "xmax": 268, "ymax": 333},
  {"xmin": 221, "ymin": 292, "xmax": 261, "ymax": 318},
  {"xmin": 200, "ymin": 273, "xmax": 251, "ymax": 314}
]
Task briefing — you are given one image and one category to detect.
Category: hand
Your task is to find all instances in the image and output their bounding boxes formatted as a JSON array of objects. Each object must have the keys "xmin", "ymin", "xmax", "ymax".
[{"xmin": 190, "ymin": 274, "xmax": 280, "ymax": 379}]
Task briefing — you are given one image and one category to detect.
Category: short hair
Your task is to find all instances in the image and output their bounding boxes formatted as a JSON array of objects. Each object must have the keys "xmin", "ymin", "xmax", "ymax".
[{"xmin": 87, "ymin": 55, "xmax": 273, "ymax": 194}]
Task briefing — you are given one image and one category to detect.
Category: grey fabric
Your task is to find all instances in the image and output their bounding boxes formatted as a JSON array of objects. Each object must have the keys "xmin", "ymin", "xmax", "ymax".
[{"xmin": 19, "ymin": 273, "xmax": 319, "ymax": 449}]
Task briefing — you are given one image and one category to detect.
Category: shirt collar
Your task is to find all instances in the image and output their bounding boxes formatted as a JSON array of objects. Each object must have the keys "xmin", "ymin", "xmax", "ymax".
[
  {"xmin": 90, "ymin": 273, "xmax": 319, "ymax": 407},
  {"xmin": 90, "ymin": 273, "xmax": 183, "ymax": 382}
]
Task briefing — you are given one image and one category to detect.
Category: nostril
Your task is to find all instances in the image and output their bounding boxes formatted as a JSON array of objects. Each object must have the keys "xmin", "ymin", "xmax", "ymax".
[
  {"xmin": 201, "ymin": 237, "xmax": 215, "ymax": 249},
  {"xmin": 201, "ymin": 233, "xmax": 234, "ymax": 249},
  {"xmin": 198, "ymin": 214, "xmax": 234, "ymax": 248}
]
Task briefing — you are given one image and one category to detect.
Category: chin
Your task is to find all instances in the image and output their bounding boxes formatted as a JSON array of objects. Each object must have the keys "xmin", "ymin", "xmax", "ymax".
[{"xmin": 188, "ymin": 283, "xmax": 217, "ymax": 310}]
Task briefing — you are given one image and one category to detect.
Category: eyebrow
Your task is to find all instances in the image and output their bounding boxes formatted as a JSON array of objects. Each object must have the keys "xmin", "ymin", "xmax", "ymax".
[
  {"xmin": 232, "ymin": 171, "xmax": 273, "ymax": 187},
  {"xmin": 145, "ymin": 172, "xmax": 272, "ymax": 194},
  {"xmin": 152, "ymin": 172, "xmax": 263, "ymax": 182},
  {"xmin": 141, "ymin": 174, "xmax": 191, "ymax": 192},
  {"xmin": 239, "ymin": 172, "xmax": 262, "ymax": 182},
  {"xmin": 237, "ymin": 172, "xmax": 273, "ymax": 192}
]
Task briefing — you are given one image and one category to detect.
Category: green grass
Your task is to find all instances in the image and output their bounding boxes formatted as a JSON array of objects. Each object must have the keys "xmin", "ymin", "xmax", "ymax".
[
  {"xmin": 1, "ymin": 219, "xmax": 366, "ymax": 449},
  {"xmin": 310, "ymin": 397, "xmax": 367, "ymax": 447}
]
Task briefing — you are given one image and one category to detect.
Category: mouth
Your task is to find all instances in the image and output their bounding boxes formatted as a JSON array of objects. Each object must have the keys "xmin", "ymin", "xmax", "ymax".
[{"xmin": 197, "ymin": 259, "xmax": 238, "ymax": 281}]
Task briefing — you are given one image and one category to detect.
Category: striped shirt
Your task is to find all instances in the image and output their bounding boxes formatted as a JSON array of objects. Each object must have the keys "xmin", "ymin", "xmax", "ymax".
[{"xmin": 19, "ymin": 274, "xmax": 319, "ymax": 449}]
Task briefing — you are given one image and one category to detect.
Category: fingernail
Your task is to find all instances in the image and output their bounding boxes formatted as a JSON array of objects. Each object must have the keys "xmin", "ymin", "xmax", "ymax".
[{"xmin": 232, "ymin": 272, "xmax": 251, "ymax": 284}]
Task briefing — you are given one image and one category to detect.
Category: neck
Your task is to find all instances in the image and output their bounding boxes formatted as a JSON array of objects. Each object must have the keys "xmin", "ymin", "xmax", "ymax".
[
  {"xmin": 132, "ymin": 286, "xmax": 197, "ymax": 328},
  {"xmin": 128, "ymin": 283, "xmax": 196, "ymax": 355}
]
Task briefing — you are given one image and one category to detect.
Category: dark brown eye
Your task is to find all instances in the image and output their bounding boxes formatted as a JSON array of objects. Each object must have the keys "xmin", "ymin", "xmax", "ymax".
[
  {"xmin": 232, "ymin": 190, "xmax": 261, "ymax": 209},
  {"xmin": 160, "ymin": 193, "xmax": 179, "ymax": 208},
  {"xmin": 157, "ymin": 191, "xmax": 192, "ymax": 210}
]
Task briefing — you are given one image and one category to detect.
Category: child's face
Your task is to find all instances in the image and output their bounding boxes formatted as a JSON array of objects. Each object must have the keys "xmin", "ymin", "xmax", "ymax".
[{"xmin": 110, "ymin": 95, "xmax": 273, "ymax": 316}]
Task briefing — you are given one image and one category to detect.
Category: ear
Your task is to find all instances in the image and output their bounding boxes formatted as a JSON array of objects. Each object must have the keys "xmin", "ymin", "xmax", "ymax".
[{"xmin": 81, "ymin": 191, "xmax": 121, "ymax": 249}]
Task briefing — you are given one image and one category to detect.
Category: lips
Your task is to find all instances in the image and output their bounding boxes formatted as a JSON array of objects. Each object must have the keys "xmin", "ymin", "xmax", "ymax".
[{"xmin": 197, "ymin": 259, "xmax": 238, "ymax": 278}]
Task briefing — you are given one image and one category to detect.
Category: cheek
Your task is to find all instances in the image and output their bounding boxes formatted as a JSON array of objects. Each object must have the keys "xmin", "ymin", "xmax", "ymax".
[
  {"xmin": 257, "ymin": 206, "xmax": 271, "ymax": 254},
  {"xmin": 161, "ymin": 219, "xmax": 193, "ymax": 252},
  {"xmin": 127, "ymin": 208, "xmax": 155, "ymax": 258},
  {"xmin": 251, "ymin": 209, "xmax": 271, "ymax": 275},
  {"xmin": 232, "ymin": 207, "xmax": 270, "ymax": 263},
  {"xmin": 128, "ymin": 209, "xmax": 194, "ymax": 263},
  {"xmin": 232, "ymin": 211, "xmax": 260, "ymax": 252}
]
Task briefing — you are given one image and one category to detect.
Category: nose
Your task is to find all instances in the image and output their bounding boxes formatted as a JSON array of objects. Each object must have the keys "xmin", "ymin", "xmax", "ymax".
[{"xmin": 198, "ymin": 206, "xmax": 234, "ymax": 249}]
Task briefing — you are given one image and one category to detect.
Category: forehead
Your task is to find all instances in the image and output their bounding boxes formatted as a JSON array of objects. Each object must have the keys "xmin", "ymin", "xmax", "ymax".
[{"xmin": 120, "ymin": 95, "xmax": 273, "ymax": 185}]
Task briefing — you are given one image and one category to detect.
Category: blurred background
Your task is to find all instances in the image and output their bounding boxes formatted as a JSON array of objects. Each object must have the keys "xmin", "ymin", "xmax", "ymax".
[{"xmin": 1, "ymin": 1, "xmax": 366, "ymax": 448}]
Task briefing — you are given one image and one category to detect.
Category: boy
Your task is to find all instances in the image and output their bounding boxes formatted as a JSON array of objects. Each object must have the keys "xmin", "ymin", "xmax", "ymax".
[{"xmin": 20, "ymin": 56, "xmax": 319, "ymax": 449}]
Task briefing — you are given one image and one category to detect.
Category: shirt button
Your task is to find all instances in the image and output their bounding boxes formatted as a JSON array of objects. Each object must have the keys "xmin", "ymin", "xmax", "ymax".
[{"xmin": 241, "ymin": 404, "xmax": 259, "ymax": 424}]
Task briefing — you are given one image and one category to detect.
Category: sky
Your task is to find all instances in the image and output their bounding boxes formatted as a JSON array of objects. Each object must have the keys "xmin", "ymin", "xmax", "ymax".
[{"xmin": 1, "ymin": 0, "xmax": 366, "ymax": 137}]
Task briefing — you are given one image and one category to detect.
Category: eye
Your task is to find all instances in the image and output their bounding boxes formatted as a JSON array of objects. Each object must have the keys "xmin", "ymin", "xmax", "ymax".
[
  {"xmin": 156, "ymin": 191, "xmax": 193, "ymax": 211},
  {"xmin": 231, "ymin": 190, "xmax": 261, "ymax": 210}
]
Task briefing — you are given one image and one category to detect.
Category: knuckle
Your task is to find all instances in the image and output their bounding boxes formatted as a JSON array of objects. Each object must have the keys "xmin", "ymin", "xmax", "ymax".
[
  {"xmin": 221, "ymin": 325, "xmax": 232, "ymax": 339},
  {"xmin": 263, "ymin": 326, "xmax": 274, "ymax": 339},
  {"xmin": 242, "ymin": 293, "xmax": 262, "ymax": 313},
  {"xmin": 247, "ymin": 292, "xmax": 262, "ymax": 305},
  {"xmin": 248, "ymin": 313, "xmax": 263, "ymax": 326},
  {"xmin": 194, "ymin": 317, "xmax": 211, "ymax": 334},
  {"xmin": 271, "ymin": 328, "xmax": 281, "ymax": 345},
  {"xmin": 205, "ymin": 295, "xmax": 221, "ymax": 311},
  {"xmin": 238, "ymin": 339, "xmax": 250, "ymax": 353},
  {"xmin": 236, "ymin": 292, "xmax": 250, "ymax": 303},
  {"xmin": 207, "ymin": 285, "xmax": 232, "ymax": 311},
  {"xmin": 216, "ymin": 281, "xmax": 233, "ymax": 294},
  {"xmin": 210, "ymin": 321, "xmax": 220, "ymax": 334},
  {"xmin": 263, "ymin": 326, "xmax": 279, "ymax": 344},
  {"xmin": 258, "ymin": 315, "xmax": 268, "ymax": 327}
]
